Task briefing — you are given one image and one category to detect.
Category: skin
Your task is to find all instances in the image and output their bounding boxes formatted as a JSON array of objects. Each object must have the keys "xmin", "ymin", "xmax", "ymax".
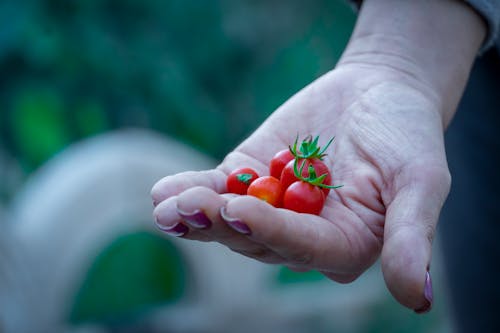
[{"xmin": 152, "ymin": 0, "xmax": 485, "ymax": 311}]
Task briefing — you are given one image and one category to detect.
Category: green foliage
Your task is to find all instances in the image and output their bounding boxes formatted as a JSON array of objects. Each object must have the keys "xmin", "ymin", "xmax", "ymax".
[
  {"xmin": 69, "ymin": 231, "xmax": 187, "ymax": 325},
  {"xmin": 0, "ymin": 0, "xmax": 355, "ymax": 174},
  {"xmin": 11, "ymin": 88, "xmax": 70, "ymax": 169},
  {"xmin": 74, "ymin": 100, "xmax": 108, "ymax": 137},
  {"xmin": 275, "ymin": 266, "xmax": 327, "ymax": 285}
]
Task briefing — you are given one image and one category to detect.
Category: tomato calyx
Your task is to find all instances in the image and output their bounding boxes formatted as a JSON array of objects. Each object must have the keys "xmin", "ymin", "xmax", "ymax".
[
  {"xmin": 289, "ymin": 135, "xmax": 335, "ymax": 160},
  {"xmin": 226, "ymin": 168, "xmax": 259, "ymax": 195},
  {"xmin": 293, "ymin": 158, "xmax": 343, "ymax": 189},
  {"xmin": 236, "ymin": 173, "xmax": 255, "ymax": 185}
]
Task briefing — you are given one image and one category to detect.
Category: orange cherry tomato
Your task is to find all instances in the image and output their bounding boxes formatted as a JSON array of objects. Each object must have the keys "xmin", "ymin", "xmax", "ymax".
[{"xmin": 247, "ymin": 176, "xmax": 283, "ymax": 207}]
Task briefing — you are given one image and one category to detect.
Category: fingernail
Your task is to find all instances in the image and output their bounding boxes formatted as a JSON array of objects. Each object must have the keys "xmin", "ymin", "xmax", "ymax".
[
  {"xmin": 176, "ymin": 208, "xmax": 212, "ymax": 229},
  {"xmin": 156, "ymin": 221, "xmax": 189, "ymax": 237},
  {"xmin": 220, "ymin": 206, "xmax": 251, "ymax": 235},
  {"xmin": 415, "ymin": 271, "xmax": 433, "ymax": 314}
]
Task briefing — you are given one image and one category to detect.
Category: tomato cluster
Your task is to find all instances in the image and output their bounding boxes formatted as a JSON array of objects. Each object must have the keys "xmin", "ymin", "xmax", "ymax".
[{"xmin": 226, "ymin": 135, "xmax": 341, "ymax": 215}]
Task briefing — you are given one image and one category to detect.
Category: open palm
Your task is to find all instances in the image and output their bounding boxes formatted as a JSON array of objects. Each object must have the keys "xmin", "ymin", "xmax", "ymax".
[{"xmin": 152, "ymin": 64, "xmax": 450, "ymax": 311}]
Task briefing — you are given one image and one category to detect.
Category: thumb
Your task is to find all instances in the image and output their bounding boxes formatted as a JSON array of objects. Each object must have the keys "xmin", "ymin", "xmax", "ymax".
[{"xmin": 381, "ymin": 164, "xmax": 451, "ymax": 313}]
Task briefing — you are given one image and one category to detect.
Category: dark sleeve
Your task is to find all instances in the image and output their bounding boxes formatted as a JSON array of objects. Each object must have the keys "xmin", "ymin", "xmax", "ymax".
[
  {"xmin": 346, "ymin": 0, "xmax": 500, "ymax": 53},
  {"xmin": 465, "ymin": 0, "xmax": 500, "ymax": 52}
]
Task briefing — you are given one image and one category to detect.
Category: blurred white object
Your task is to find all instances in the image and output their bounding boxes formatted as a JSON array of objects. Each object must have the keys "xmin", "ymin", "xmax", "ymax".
[
  {"xmin": 0, "ymin": 147, "xmax": 38, "ymax": 333},
  {"xmin": 4, "ymin": 129, "xmax": 387, "ymax": 333},
  {"xmin": 6, "ymin": 129, "xmax": 216, "ymax": 332}
]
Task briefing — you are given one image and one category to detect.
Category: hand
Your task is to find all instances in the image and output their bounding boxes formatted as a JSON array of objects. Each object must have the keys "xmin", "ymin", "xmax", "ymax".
[
  {"xmin": 152, "ymin": 0, "xmax": 485, "ymax": 313},
  {"xmin": 152, "ymin": 64, "xmax": 450, "ymax": 312}
]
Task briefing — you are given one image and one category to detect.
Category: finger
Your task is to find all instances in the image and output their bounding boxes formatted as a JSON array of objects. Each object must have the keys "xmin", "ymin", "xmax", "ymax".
[
  {"xmin": 218, "ymin": 151, "xmax": 268, "ymax": 176},
  {"xmin": 320, "ymin": 270, "xmax": 360, "ymax": 284},
  {"xmin": 175, "ymin": 186, "xmax": 284, "ymax": 263},
  {"xmin": 151, "ymin": 169, "xmax": 227, "ymax": 205},
  {"xmin": 153, "ymin": 196, "xmax": 211, "ymax": 241},
  {"xmin": 176, "ymin": 186, "xmax": 232, "ymax": 235},
  {"xmin": 381, "ymin": 164, "xmax": 451, "ymax": 312},
  {"xmin": 221, "ymin": 195, "xmax": 359, "ymax": 275}
]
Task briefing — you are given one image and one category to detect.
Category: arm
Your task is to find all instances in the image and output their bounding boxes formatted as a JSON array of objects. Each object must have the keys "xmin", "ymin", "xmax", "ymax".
[{"xmin": 341, "ymin": 0, "xmax": 486, "ymax": 126}]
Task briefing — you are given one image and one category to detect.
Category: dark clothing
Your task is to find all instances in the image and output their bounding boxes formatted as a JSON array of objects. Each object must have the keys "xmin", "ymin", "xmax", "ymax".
[
  {"xmin": 465, "ymin": 0, "xmax": 500, "ymax": 51},
  {"xmin": 440, "ymin": 47, "xmax": 500, "ymax": 333},
  {"xmin": 349, "ymin": 0, "xmax": 500, "ymax": 51}
]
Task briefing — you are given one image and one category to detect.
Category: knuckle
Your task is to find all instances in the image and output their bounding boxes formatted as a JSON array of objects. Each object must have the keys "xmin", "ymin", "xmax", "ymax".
[
  {"xmin": 403, "ymin": 162, "xmax": 451, "ymax": 188},
  {"xmin": 428, "ymin": 166, "xmax": 451, "ymax": 193},
  {"xmin": 421, "ymin": 164, "xmax": 452, "ymax": 197},
  {"xmin": 422, "ymin": 222, "xmax": 435, "ymax": 246},
  {"xmin": 389, "ymin": 221, "xmax": 435, "ymax": 247}
]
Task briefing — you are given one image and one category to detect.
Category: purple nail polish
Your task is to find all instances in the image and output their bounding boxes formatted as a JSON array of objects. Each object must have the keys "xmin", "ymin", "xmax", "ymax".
[
  {"xmin": 220, "ymin": 207, "xmax": 251, "ymax": 235},
  {"xmin": 177, "ymin": 208, "xmax": 212, "ymax": 229},
  {"xmin": 157, "ymin": 222, "xmax": 189, "ymax": 237},
  {"xmin": 415, "ymin": 271, "xmax": 433, "ymax": 314}
]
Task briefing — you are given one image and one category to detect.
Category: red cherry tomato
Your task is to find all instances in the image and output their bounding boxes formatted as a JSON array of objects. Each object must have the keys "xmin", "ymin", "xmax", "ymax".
[
  {"xmin": 269, "ymin": 149, "xmax": 294, "ymax": 179},
  {"xmin": 226, "ymin": 167, "xmax": 259, "ymax": 195},
  {"xmin": 280, "ymin": 159, "xmax": 332, "ymax": 196},
  {"xmin": 283, "ymin": 181, "xmax": 325, "ymax": 215},
  {"xmin": 247, "ymin": 176, "xmax": 283, "ymax": 207}
]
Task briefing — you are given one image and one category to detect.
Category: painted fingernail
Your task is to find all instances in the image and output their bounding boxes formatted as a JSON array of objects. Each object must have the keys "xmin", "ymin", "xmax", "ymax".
[
  {"xmin": 156, "ymin": 222, "xmax": 189, "ymax": 237},
  {"xmin": 415, "ymin": 271, "xmax": 433, "ymax": 314},
  {"xmin": 220, "ymin": 206, "xmax": 251, "ymax": 235},
  {"xmin": 176, "ymin": 208, "xmax": 212, "ymax": 229}
]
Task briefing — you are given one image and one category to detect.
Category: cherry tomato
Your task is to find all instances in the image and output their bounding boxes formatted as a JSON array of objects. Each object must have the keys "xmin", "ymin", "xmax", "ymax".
[
  {"xmin": 280, "ymin": 158, "xmax": 332, "ymax": 196},
  {"xmin": 283, "ymin": 181, "xmax": 325, "ymax": 215},
  {"xmin": 269, "ymin": 149, "xmax": 294, "ymax": 179},
  {"xmin": 226, "ymin": 167, "xmax": 259, "ymax": 195},
  {"xmin": 247, "ymin": 176, "xmax": 283, "ymax": 207}
]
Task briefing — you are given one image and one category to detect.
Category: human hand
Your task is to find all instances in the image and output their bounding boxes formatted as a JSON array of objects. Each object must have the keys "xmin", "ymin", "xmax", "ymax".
[
  {"xmin": 152, "ymin": 64, "xmax": 449, "ymax": 312},
  {"xmin": 152, "ymin": 0, "xmax": 485, "ymax": 313}
]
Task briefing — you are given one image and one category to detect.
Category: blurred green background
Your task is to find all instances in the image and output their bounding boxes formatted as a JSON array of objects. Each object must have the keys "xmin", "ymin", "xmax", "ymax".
[
  {"xmin": 0, "ymin": 0, "xmax": 353, "ymax": 176},
  {"xmin": 0, "ymin": 0, "xmax": 449, "ymax": 332}
]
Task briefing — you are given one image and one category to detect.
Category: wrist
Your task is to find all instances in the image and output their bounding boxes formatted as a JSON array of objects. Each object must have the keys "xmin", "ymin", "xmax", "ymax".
[{"xmin": 337, "ymin": 0, "xmax": 486, "ymax": 127}]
